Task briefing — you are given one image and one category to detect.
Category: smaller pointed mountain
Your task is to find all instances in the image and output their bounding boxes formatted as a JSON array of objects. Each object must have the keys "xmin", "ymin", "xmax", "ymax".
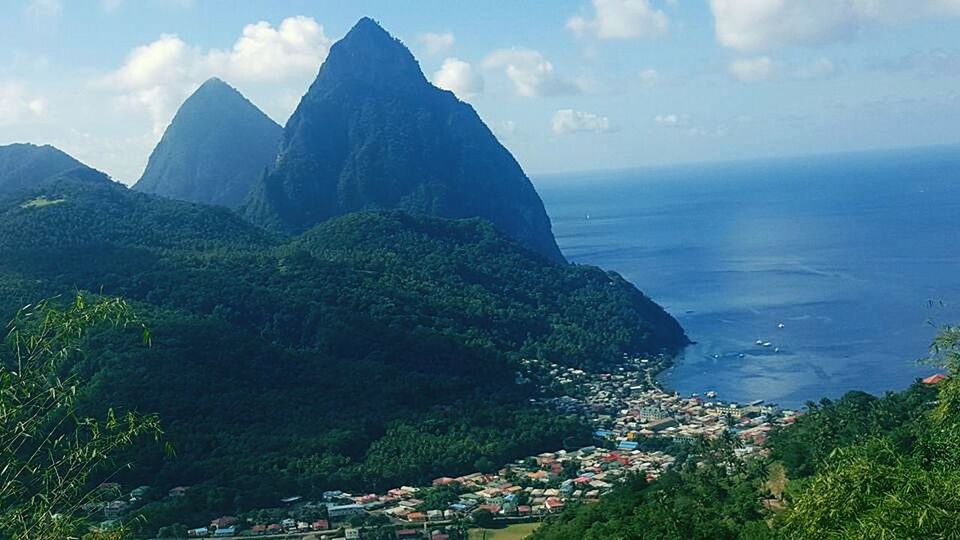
[
  {"xmin": 243, "ymin": 18, "xmax": 565, "ymax": 262},
  {"xmin": 134, "ymin": 78, "xmax": 282, "ymax": 209},
  {"xmin": 0, "ymin": 143, "xmax": 88, "ymax": 196}
]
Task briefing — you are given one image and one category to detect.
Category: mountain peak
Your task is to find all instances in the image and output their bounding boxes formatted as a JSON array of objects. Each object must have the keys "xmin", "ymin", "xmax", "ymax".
[
  {"xmin": 133, "ymin": 78, "xmax": 282, "ymax": 209},
  {"xmin": 244, "ymin": 19, "xmax": 565, "ymax": 262},
  {"xmin": 312, "ymin": 17, "xmax": 425, "ymax": 88},
  {"xmin": 196, "ymin": 76, "xmax": 231, "ymax": 92},
  {"xmin": 0, "ymin": 143, "xmax": 90, "ymax": 197},
  {"xmin": 347, "ymin": 17, "xmax": 390, "ymax": 38}
]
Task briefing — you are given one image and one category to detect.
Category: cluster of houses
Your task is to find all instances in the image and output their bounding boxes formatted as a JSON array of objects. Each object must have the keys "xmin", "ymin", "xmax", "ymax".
[
  {"xmin": 367, "ymin": 445, "xmax": 675, "ymax": 523},
  {"xmin": 523, "ymin": 356, "xmax": 796, "ymax": 452},
  {"xmin": 83, "ymin": 483, "xmax": 151, "ymax": 533},
  {"xmin": 600, "ymin": 386, "xmax": 793, "ymax": 448},
  {"xmin": 167, "ymin": 356, "xmax": 806, "ymax": 538}
]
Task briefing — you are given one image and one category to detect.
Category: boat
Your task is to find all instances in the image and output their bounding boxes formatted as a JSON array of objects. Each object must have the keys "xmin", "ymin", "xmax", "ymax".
[
  {"xmin": 763, "ymin": 342, "xmax": 772, "ymax": 347},
  {"xmin": 706, "ymin": 390, "xmax": 718, "ymax": 399},
  {"xmin": 755, "ymin": 340, "xmax": 763, "ymax": 345},
  {"xmin": 777, "ymin": 323, "xmax": 785, "ymax": 329}
]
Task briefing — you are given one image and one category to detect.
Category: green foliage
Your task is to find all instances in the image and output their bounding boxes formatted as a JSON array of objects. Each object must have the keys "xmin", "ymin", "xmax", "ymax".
[
  {"xmin": 0, "ymin": 178, "xmax": 684, "ymax": 529},
  {"xmin": 781, "ymin": 438, "xmax": 960, "ymax": 539},
  {"xmin": 20, "ymin": 197, "xmax": 66, "ymax": 209},
  {"xmin": 775, "ymin": 326, "xmax": 960, "ymax": 539},
  {"xmin": 531, "ymin": 324, "xmax": 960, "ymax": 540},
  {"xmin": 0, "ymin": 294, "xmax": 161, "ymax": 540},
  {"xmin": 417, "ymin": 484, "xmax": 468, "ymax": 511},
  {"xmin": 472, "ymin": 509, "xmax": 496, "ymax": 529},
  {"xmin": 766, "ymin": 386, "xmax": 935, "ymax": 479},
  {"xmin": 0, "ymin": 143, "xmax": 85, "ymax": 197},
  {"xmin": 530, "ymin": 437, "xmax": 766, "ymax": 540}
]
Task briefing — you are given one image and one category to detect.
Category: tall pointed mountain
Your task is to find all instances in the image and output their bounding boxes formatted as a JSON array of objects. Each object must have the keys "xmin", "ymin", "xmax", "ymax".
[
  {"xmin": 133, "ymin": 78, "xmax": 282, "ymax": 209},
  {"xmin": 242, "ymin": 18, "xmax": 565, "ymax": 262},
  {"xmin": 0, "ymin": 143, "xmax": 87, "ymax": 196}
]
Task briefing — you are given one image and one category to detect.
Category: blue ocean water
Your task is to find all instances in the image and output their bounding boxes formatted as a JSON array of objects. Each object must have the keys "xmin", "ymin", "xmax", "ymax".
[{"xmin": 537, "ymin": 145, "xmax": 960, "ymax": 408}]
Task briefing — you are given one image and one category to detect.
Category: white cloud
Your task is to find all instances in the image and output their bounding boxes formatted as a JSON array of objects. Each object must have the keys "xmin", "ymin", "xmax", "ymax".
[
  {"xmin": 654, "ymin": 113, "xmax": 730, "ymax": 137},
  {"xmin": 0, "ymin": 82, "xmax": 48, "ymax": 127},
  {"xmin": 417, "ymin": 32, "xmax": 455, "ymax": 55},
  {"xmin": 100, "ymin": 0, "xmax": 122, "ymax": 11},
  {"xmin": 109, "ymin": 34, "xmax": 194, "ymax": 90},
  {"xmin": 654, "ymin": 113, "xmax": 685, "ymax": 125},
  {"xmin": 498, "ymin": 120, "xmax": 518, "ymax": 135},
  {"xmin": 552, "ymin": 109, "xmax": 612, "ymax": 135},
  {"xmin": 567, "ymin": 0, "xmax": 668, "ymax": 40},
  {"xmin": 639, "ymin": 68, "xmax": 660, "ymax": 86},
  {"xmin": 709, "ymin": 0, "xmax": 960, "ymax": 52},
  {"xmin": 872, "ymin": 49, "xmax": 960, "ymax": 77},
  {"xmin": 728, "ymin": 56, "xmax": 778, "ymax": 82},
  {"xmin": 432, "ymin": 58, "xmax": 484, "ymax": 100},
  {"xmin": 103, "ymin": 16, "xmax": 331, "ymax": 135},
  {"xmin": 931, "ymin": 0, "xmax": 960, "ymax": 14},
  {"xmin": 103, "ymin": 34, "xmax": 197, "ymax": 136},
  {"xmin": 25, "ymin": 0, "xmax": 62, "ymax": 18},
  {"xmin": 727, "ymin": 56, "xmax": 836, "ymax": 82},
  {"xmin": 688, "ymin": 125, "xmax": 731, "ymax": 138},
  {"xmin": 483, "ymin": 48, "xmax": 579, "ymax": 97},
  {"xmin": 208, "ymin": 16, "xmax": 332, "ymax": 82},
  {"xmin": 795, "ymin": 57, "xmax": 836, "ymax": 79}
]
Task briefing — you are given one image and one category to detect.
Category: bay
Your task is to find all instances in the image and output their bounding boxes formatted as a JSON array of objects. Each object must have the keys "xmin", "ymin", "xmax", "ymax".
[{"xmin": 537, "ymin": 145, "xmax": 960, "ymax": 408}]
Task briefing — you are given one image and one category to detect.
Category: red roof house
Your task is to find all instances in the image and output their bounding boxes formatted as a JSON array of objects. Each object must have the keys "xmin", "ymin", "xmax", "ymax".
[
  {"xmin": 210, "ymin": 516, "xmax": 239, "ymax": 529},
  {"xmin": 544, "ymin": 497, "xmax": 565, "ymax": 511}
]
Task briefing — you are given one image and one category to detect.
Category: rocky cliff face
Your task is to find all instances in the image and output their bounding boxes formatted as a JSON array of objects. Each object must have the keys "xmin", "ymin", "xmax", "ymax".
[
  {"xmin": 243, "ymin": 18, "xmax": 565, "ymax": 262},
  {"xmin": 134, "ymin": 77, "xmax": 282, "ymax": 209}
]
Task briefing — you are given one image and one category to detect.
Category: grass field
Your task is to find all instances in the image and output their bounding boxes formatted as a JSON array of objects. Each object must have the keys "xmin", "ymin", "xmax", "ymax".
[
  {"xmin": 20, "ymin": 197, "xmax": 66, "ymax": 209},
  {"xmin": 468, "ymin": 522, "xmax": 540, "ymax": 540}
]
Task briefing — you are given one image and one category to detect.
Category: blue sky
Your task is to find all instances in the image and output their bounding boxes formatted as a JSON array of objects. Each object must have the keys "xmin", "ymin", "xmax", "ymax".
[{"xmin": 1, "ymin": 0, "xmax": 959, "ymax": 183}]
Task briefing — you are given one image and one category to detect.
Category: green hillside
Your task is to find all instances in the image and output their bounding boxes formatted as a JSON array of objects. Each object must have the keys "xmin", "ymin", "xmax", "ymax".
[
  {"xmin": 0, "ymin": 176, "xmax": 686, "ymax": 526},
  {"xmin": 530, "ymin": 336, "xmax": 960, "ymax": 539}
]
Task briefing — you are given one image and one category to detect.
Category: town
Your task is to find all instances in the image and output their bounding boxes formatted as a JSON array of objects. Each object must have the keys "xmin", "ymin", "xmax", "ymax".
[{"xmin": 101, "ymin": 356, "xmax": 798, "ymax": 539}]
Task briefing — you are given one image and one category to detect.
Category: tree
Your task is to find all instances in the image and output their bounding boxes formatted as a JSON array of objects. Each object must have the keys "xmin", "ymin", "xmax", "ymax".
[
  {"xmin": 156, "ymin": 524, "xmax": 188, "ymax": 538},
  {"xmin": 0, "ymin": 294, "xmax": 161, "ymax": 540},
  {"xmin": 777, "ymin": 325, "xmax": 960, "ymax": 539},
  {"xmin": 472, "ymin": 509, "xmax": 495, "ymax": 530}
]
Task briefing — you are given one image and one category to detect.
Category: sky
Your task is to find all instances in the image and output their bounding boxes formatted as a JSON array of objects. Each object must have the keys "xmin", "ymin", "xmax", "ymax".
[{"xmin": 1, "ymin": 0, "xmax": 959, "ymax": 184}]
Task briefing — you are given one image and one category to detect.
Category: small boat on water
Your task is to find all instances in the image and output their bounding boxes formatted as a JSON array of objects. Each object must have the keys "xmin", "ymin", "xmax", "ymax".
[
  {"xmin": 706, "ymin": 390, "xmax": 718, "ymax": 399},
  {"xmin": 755, "ymin": 339, "xmax": 764, "ymax": 345},
  {"xmin": 763, "ymin": 342, "xmax": 773, "ymax": 347},
  {"xmin": 778, "ymin": 323, "xmax": 785, "ymax": 329}
]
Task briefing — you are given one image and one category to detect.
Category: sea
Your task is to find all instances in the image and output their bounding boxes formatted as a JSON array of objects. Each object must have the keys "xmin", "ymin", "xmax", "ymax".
[{"xmin": 536, "ymin": 145, "xmax": 960, "ymax": 409}]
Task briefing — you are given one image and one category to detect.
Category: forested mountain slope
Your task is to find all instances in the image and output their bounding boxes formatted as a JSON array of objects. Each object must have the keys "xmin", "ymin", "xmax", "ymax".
[{"xmin": 0, "ymin": 176, "xmax": 686, "ymax": 519}]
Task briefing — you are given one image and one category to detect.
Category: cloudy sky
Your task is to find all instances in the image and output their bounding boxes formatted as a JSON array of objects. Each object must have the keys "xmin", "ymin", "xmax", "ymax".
[{"xmin": 1, "ymin": 0, "xmax": 959, "ymax": 184}]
